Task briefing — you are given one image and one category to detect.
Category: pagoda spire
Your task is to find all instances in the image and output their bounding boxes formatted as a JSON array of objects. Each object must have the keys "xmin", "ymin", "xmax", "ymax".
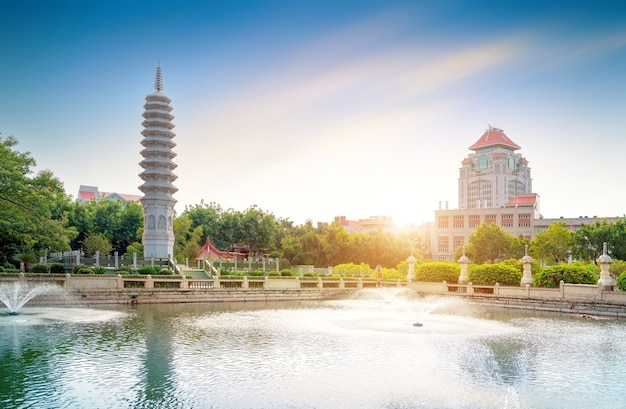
[{"xmin": 154, "ymin": 61, "xmax": 163, "ymax": 92}]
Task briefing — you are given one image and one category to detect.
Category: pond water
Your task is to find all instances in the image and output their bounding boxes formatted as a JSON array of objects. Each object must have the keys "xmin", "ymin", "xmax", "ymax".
[{"xmin": 1, "ymin": 289, "xmax": 625, "ymax": 408}]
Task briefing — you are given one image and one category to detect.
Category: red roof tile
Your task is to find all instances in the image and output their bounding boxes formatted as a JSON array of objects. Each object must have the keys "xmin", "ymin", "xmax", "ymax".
[
  {"xmin": 79, "ymin": 191, "xmax": 96, "ymax": 200},
  {"xmin": 469, "ymin": 126, "xmax": 521, "ymax": 151},
  {"xmin": 505, "ymin": 194, "xmax": 538, "ymax": 207}
]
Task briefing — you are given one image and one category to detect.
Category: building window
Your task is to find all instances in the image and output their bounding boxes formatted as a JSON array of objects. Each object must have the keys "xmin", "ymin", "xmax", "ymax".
[{"xmin": 437, "ymin": 216, "xmax": 449, "ymax": 229}]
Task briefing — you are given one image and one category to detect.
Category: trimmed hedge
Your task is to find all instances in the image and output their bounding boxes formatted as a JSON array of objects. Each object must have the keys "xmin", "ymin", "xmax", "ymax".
[
  {"xmin": 468, "ymin": 264, "xmax": 522, "ymax": 286},
  {"xmin": 31, "ymin": 264, "xmax": 50, "ymax": 274},
  {"xmin": 415, "ymin": 262, "xmax": 460, "ymax": 284},
  {"xmin": 50, "ymin": 263, "xmax": 65, "ymax": 274},
  {"xmin": 533, "ymin": 263, "xmax": 599, "ymax": 288}
]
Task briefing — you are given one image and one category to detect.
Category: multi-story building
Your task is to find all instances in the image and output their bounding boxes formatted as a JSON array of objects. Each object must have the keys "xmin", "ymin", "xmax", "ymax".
[
  {"xmin": 431, "ymin": 126, "xmax": 620, "ymax": 261},
  {"xmin": 458, "ymin": 126, "xmax": 532, "ymax": 209}
]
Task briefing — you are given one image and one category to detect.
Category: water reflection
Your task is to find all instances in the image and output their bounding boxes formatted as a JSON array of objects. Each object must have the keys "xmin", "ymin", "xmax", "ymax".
[{"xmin": 1, "ymin": 293, "xmax": 625, "ymax": 409}]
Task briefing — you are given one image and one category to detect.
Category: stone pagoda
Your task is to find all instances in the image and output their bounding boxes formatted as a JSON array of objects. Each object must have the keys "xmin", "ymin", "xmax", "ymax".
[{"xmin": 139, "ymin": 63, "xmax": 178, "ymax": 259}]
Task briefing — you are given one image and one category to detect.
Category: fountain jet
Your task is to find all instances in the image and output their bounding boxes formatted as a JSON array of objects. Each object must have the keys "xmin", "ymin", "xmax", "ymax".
[{"xmin": 0, "ymin": 282, "xmax": 62, "ymax": 315}]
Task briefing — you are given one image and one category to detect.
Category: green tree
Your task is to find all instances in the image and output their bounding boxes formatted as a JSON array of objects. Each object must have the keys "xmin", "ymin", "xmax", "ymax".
[
  {"xmin": 530, "ymin": 222, "xmax": 572, "ymax": 265},
  {"xmin": 83, "ymin": 233, "xmax": 113, "ymax": 256},
  {"xmin": 0, "ymin": 134, "xmax": 74, "ymax": 264},
  {"xmin": 465, "ymin": 223, "xmax": 517, "ymax": 264}
]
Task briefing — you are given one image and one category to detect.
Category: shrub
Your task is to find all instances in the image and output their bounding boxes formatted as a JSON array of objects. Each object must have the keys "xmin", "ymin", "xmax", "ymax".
[
  {"xmin": 278, "ymin": 258, "xmax": 291, "ymax": 270},
  {"xmin": 49, "ymin": 263, "xmax": 65, "ymax": 274},
  {"xmin": 76, "ymin": 266, "xmax": 94, "ymax": 274},
  {"xmin": 533, "ymin": 263, "xmax": 599, "ymax": 288},
  {"xmin": 268, "ymin": 271, "xmax": 280, "ymax": 276},
  {"xmin": 117, "ymin": 265, "xmax": 132, "ymax": 274},
  {"xmin": 92, "ymin": 267, "xmax": 107, "ymax": 274},
  {"xmin": 73, "ymin": 264, "xmax": 88, "ymax": 274},
  {"xmin": 137, "ymin": 266, "xmax": 160, "ymax": 275},
  {"xmin": 280, "ymin": 269, "xmax": 297, "ymax": 277},
  {"xmin": 159, "ymin": 268, "xmax": 173, "ymax": 275},
  {"xmin": 0, "ymin": 266, "xmax": 4, "ymax": 273},
  {"xmin": 334, "ymin": 262, "xmax": 372, "ymax": 277},
  {"xmin": 31, "ymin": 264, "xmax": 50, "ymax": 274},
  {"xmin": 610, "ymin": 260, "xmax": 626, "ymax": 277},
  {"xmin": 469, "ymin": 264, "xmax": 522, "ymax": 286},
  {"xmin": 415, "ymin": 262, "xmax": 460, "ymax": 284},
  {"xmin": 617, "ymin": 272, "xmax": 626, "ymax": 291}
]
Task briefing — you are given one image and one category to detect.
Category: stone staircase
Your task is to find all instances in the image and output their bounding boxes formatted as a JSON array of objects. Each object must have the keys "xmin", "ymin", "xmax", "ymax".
[{"xmin": 178, "ymin": 266, "xmax": 211, "ymax": 279}]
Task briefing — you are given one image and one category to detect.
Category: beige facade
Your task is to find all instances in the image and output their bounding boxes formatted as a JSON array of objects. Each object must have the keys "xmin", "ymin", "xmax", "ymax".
[{"xmin": 429, "ymin": 126, "xmax": 621, "ymax": 261}]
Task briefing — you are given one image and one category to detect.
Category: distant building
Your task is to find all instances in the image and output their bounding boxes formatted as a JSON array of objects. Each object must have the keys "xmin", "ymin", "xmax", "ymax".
[
  {"xmin": 77, "ymin": 185, "xmax": 141, "ymax": 203},
  {"xmin": 332, "ymin": 215, "xmax": 395, "ymax": 233},
  {"xmin": 431, "ymin": 126, "xmax": 622, "ymax": 261}
]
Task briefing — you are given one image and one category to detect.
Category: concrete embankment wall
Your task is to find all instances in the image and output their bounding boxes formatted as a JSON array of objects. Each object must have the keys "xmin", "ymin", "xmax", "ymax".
[
  {"xmin": 453, "ymin": 295, "xmax": 626, "ymax": 318},
  {"xmin": 32, "ymin": 288, "xmax": 356, "ymax": 306},
  {"xmin": 410, "ymin": 281, "xmax": 626, "ymax": 318}
]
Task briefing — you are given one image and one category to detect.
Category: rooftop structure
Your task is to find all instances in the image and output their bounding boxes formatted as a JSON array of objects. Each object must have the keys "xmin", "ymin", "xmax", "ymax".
[{"xmin": 77, "ymin": 185, "xmax": 142, "ymax": 203}]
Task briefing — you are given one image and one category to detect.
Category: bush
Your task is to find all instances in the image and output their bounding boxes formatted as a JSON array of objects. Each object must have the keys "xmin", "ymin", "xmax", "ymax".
[
  {"xmin": 469, "ymin": 264, "xmax": 522, "ymax": 286},
  {"xmin": 617, "ymin": 272, "xmax": 626, "ymax": 291},
  {"xmin": 415, "ymin": 262, "xmax": 460, "ymax": 284},
  {"xmin": 159, "ymin": 268, "xmax": 173, "ymax": 275},
  {"xmin": 137, "ymin": 266, "xmax": 160, "ymax": 275},
  {"xmin": 31, "ymin": 264, "xmax": 50, "ymax": 274},
  {"xmin": 49, "ymin": 263, "xmax": 65, "ymax": 274},
  {"xmin": 76, "ymin": 266, "xmax": 94, "ymax": 274},
  {"xmin": 268, "ymin": 271, "xmax": 280, "ymax": 276},
  {"xmin": 610, "ymin": 260, "xmax": 626, "ymax": 277},
  {"xmin": 333, "ymin": 262, "xmax": 371, "ymax": 277},
  {"xmin": 279, "ymin": 258, "xmax": 291, "ymax": 270},
  {"xmin": 3, "ymin": 261, "xmax": 17, "ymax": 269},
  {"xmin": 117, "ymin": 265, "xmax": 132, "ymax": 274},
  {"xmin": 280, "ymin": 269, "xmax": 298, "ymax": 277},
  {"xmin": 533, "ymin": 263, "xmax": 599, "ymax": 288},
  {"xmin": 73, "ymin": 264, "xmax": 88, "ymax": 274},
  {"xmin": 92, "ymin": 267, "xmax": 107, "ymax": 274}
]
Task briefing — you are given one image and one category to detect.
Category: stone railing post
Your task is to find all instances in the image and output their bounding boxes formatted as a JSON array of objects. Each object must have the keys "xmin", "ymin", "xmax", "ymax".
[
  {"xmin": 181, "ymin": 274, "xmax": 188, "ymax": 289},
  {"xmin": 65, "ymin": 273, "xmax": 72, "ymax": 289},
  {"xmin": 114, "ymin": 251, "xmax": 119, "ymax": 269},
  {"xmin": 133, "ymin": 253, "xmax": 137, "ymax": 270},
  {"xmin": 145, "ymin": 275, "xmax": 153, "ymax": 289},
  {"xmin": 318, "ymin": 277, "xmax": 323, "ymax": 289},
  {"xmin": 339, "ymin": 277, "xmax": 345, "ymax": 289},
  {"xmin": 242, "ymin": 276, "xmax": 249, "ymax": 289},
  {"xmin": 117, "ymin": 274, "xmax": 123, "ymax": 289},
  {"xmin": 95, "ymin": 251, "xmax": 100, "ymax": 267}
]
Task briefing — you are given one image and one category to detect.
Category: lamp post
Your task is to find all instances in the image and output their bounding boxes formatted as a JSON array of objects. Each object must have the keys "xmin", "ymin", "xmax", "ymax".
[
  {"xmin": 457, "ymin": 246, "xmax": 469, "ymax": 285},
  {"xmin": 521, "ymin": 244, "xmax": 533, "ymax": 287},
  {"xmin": 406, "ymin": 252, "xmax": 416, "ymax": 284},
  {"xmin": 597, "ymin": 242, "xmax": 615, "ymax": 291}
]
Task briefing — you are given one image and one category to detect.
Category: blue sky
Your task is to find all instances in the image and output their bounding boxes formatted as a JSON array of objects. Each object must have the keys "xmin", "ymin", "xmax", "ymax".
[{"xmin": 2, "ymin": 0, "xmax": 626, "ymax": 226}]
